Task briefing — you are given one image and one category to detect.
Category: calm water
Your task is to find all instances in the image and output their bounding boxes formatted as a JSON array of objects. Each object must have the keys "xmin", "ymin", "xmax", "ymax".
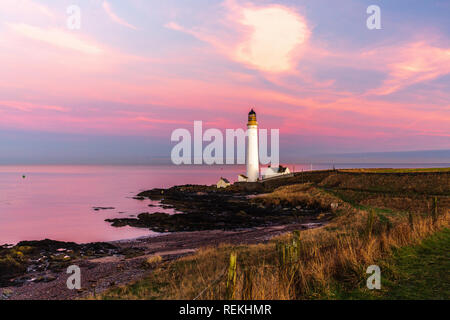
[
  {"xmin": 0, "ymin": 165, "xmax": 245, "ymax": 244},
  {"xmin": 0, "ymin": 163, "xmax": 448, "ymax": 244}
]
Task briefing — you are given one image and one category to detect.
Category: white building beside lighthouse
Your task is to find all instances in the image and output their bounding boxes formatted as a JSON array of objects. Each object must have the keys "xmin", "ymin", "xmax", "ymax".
[{"xmin": 246, "ymin": 109, "xmax": 260, "ymax": 182}]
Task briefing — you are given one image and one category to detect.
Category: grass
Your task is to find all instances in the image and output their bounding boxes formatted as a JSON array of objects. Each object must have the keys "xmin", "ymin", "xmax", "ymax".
[
  {"xmin": 335, "ymin": 228, "xmax": 450, "ymax": 300},
  {"xmin": 98, "ymin": 211, "xmax": 448, "ymax": 300},
  {"xmin": 98, "ymin": 207, "xmax": 448, "ymax": 299},
  {"xmin": 96, "ymin": 171, "xmax": 450, "ymax": 300},
  {"xmin": 382, "ymin": 228, "xmax": 450, "ymax": 299},
  {"xmin": 0, "ymin": 246, "xmax": 33, "ymax": 285}
]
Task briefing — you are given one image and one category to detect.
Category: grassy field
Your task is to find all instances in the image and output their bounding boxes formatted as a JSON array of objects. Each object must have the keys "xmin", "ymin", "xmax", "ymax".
[
  {"xmin": 339, "ymin": 168, "xmax": 450, "ymax": 173},
  {"xmin": 97, "ymin": 170, "xmax": 450, "ymax": 300}
]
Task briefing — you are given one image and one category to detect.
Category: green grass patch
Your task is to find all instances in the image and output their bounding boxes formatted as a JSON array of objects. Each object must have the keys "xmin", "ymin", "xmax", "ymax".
[{"xmin": 335, "ymin": 228, "xmax": 450, "ymax": 300}]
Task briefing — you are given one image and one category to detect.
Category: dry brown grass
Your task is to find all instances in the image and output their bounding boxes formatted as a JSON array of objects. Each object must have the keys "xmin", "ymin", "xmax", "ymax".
[
  {"xmin": 144, "ymin": 255, "xmax": 162, "ymax": 267},
  {"xmin": 226, "ymin": 210, "xmax": 448, "ymax": 300},
  {"xmin": 319, "ymin": 171, "xmax": 450, "ymax": 195},
  {"xmin": 253, "ymin": 183, "xmax": 358, "ymax": 217}
]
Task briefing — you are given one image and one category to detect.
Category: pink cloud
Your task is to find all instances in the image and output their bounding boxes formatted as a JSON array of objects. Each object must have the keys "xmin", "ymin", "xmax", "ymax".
[
  {"xmin": 0, "ymin": 100, "xmax": 69, "ymax": 112},
  {"xmin": 366, "ymin": 41, "xmax": 450, "ymax": 95},
  {"xmin": 231, "ymin": 2, "xmax": 310, "ymax": 72},
  {"xmin": 0, "ymin": 0, "xmax": 54, "ymax": 18},
  {"xmin": 166, "ymin": 0, "xmax": 310, "ymax": 73},
  {"xmin": 0, "ymin": 21, "xmax": 153, "ymax": 102},
  {"xmin": 0, "ymin": 1, "xmax": 447, "ymax": 153},
  {"xmin": 134, "ymin": 116, "xmax": 191, "ymax": 126},
  {"xmin": 0, "ymin": 76, "xmax": 448, "ymax": 148},
  {"xmin": 7, "ymin": 23, "xmax": 103, "ymax": 55}
]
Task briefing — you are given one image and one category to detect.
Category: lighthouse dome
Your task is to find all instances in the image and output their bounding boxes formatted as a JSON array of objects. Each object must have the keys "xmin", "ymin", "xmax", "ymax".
[{"xmin": 247, "ymin": 108, "xmax": 257, "ymax": 126}]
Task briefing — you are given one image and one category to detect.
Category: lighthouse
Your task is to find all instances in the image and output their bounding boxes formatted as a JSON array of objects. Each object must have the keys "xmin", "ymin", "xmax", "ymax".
[{"xmin": 246, "ymin": 109, "xmax": 259, "ymax": 182}]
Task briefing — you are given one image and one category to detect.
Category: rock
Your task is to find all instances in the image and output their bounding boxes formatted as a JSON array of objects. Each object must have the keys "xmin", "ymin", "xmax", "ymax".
[
  {"xmin": 103, "ymin": 181, "xmax": 333, "ymax": 235},
  {"xmin": 93, "ymin": 207, "xmax": 115, "ymax": 211},
  {"xmin": 43, "ymin": 275, "xmax": 57, "ymax": 282},
  {"xmin": 0, "ymin": 239, "xmax": 119, "ymax": 287},
  {"xmin": 1, "ymin": 289, "xmax": 13, "ymax": 300},
  {"xmin": 106, "ymin": 185, "xmax": 323, "ymax": 232}
]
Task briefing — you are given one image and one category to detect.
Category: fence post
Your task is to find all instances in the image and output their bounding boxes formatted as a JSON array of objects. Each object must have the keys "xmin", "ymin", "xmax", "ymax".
[
  {"xmin": 226, "ymin": 253, "xmax": 237, "ymax": 300},
  {"xmin": 430, "ymin": 196, "xmax": 438, "ymax": 224}
]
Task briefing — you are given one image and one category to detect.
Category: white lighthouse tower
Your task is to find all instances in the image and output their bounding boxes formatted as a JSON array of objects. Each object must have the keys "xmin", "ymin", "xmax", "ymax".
[{"xmin": 246, "ymin": 109, "xmax": 259, "ymax": 182}]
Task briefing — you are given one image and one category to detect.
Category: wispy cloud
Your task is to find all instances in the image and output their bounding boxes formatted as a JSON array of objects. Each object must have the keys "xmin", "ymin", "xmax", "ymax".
[
  {"xmin": 0, "ymin": 100, "xmax": 69, "ymax": 112},
  {"xmin": 134, "ymin": 116, "xmax": 191, "ymax": 125},
  {"xmin": 7, "ymin": 23, "xmax": 103, "ymax": 55},
  {"xmin": 166, "ymin": 0, "xmax": 310, "ymax": 73},
  {"xmin": 102, "ymin": 1, "xmax": 138, "ymax": 30},
  {"xmin": 0, "ymin": 0, "xmax": 54, "ymax": 18},
  {"xmin": 365, "ymin": 42, "xmax": 450, "ymax": 95}
]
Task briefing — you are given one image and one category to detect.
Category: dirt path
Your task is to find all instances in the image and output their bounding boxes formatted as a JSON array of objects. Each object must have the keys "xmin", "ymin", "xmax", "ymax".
[{"xmin": 2, "ymin": 222, "xmax": 323, "ymax": 300}]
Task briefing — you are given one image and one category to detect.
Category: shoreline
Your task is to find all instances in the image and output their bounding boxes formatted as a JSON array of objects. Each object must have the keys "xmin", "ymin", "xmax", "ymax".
[{"xmin": 0, "ymin": 232, "xmax": 167, "ymax": 248}]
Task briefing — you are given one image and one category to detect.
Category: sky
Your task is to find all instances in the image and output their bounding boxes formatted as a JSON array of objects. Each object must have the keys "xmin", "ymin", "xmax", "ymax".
[{"xmin": 0, "ymin": 0, "xmax": 449, "ymax": 164}]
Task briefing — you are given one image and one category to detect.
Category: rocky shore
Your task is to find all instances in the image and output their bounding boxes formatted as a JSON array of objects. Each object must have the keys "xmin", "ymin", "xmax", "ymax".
[
  {"xmin": 0, "ymin": 239, "xmax": 121, "ymax": 288},
  {"xmin": 105, "ymin": 184, "xmax": 326, "ymax": 232}
]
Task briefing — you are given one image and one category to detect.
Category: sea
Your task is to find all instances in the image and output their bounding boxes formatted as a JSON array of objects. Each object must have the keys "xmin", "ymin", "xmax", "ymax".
[{"xmin": 0, "ymin": 163, "xmax": 448, "ymax": 244}]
